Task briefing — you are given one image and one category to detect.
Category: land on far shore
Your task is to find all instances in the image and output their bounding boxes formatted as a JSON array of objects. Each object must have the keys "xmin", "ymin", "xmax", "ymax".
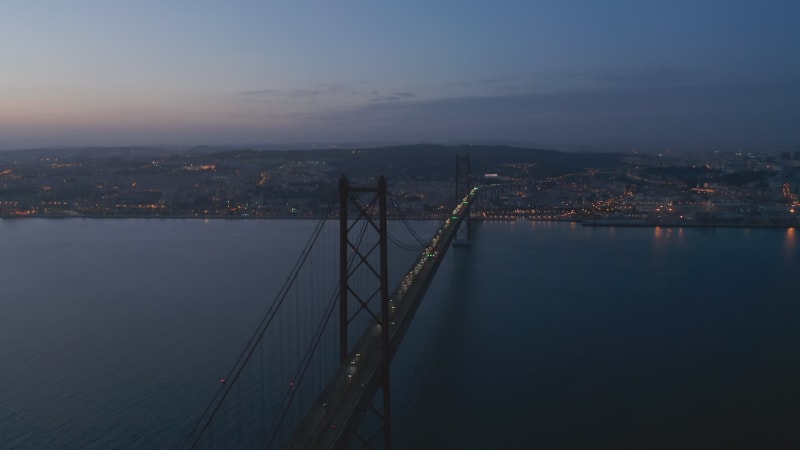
[{"xmin": 0, "ymin": 144, "xmax": 798, "ymax": 227}]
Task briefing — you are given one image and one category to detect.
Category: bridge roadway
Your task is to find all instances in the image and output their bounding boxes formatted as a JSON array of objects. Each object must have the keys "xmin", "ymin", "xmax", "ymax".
[{"xmin": 284, "ymin": 187, "xmax": 479, "ymax": 450}]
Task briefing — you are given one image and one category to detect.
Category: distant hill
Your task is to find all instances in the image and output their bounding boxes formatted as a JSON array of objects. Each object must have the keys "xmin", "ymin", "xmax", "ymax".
[
  {"xmin": 275, "ymin": 144, "xmax": 626, "ymax": 179},
  {"xmin": 0, "ymin": 143, "xmax": 627, "ymax": 180}
]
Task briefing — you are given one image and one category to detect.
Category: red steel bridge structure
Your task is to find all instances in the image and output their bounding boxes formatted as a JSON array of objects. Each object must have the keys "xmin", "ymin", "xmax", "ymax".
[{"xmin": 180, "ymin": 155, "xmax": 478, "ymax": 449}]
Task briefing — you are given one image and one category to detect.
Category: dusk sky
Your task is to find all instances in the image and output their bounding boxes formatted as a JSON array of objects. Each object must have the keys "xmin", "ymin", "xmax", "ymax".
[{"xmin": 2, "ymin": 1, "xmax": 798, "ymax": 151}]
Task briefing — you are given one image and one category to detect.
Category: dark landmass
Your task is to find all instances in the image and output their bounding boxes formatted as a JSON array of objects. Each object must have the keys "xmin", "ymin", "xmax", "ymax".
[{"xmin": 0, "ymin": 144, "xmax": 798, "ymax": 227}]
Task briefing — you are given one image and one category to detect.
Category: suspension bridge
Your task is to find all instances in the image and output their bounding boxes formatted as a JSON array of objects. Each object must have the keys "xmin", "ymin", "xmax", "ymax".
[{"xmin": 180, "ymin": 155, "xmax": 479, "ymax": 449}]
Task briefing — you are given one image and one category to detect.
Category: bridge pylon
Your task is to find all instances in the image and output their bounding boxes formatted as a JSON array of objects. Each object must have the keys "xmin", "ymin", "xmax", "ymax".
[
  {"xmin": 454, "ymin": 154, "xmax": 472, "ymax": 246},
  {"xmin": 337, "ymin": 175, "xmax": 392, "ymax": 450}
]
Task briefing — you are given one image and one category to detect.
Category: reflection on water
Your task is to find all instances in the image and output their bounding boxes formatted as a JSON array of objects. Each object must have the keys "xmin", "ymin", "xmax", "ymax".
[
  {"xmin": 653, "ymin": 225, "xmax": 663, "ymax": 239},
  {"xmin": 653, "ymin": 225, "xmax": 685, "ymax": 240},
  {"xmin": 785, "ymin": 227, "xmax": 796, "ymax": 258}
]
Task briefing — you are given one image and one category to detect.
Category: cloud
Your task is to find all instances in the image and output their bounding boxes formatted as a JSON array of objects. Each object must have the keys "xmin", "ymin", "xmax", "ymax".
[
  {"xmin": 223, "ymin": 73, "xmax": 800, "ymax": 150},
  {"xmin": 237, "ymin": 84, "xmax": 418, "ymax": 111},
  {"xmin": 238, "ymin": 83, "xmax": 355, "ymax": 103},
  {"xmin": 238, "ymin": 88, "xmax": 277, "ymax": 97},
  {"xmin": 440, "ymin": 67, "xmax": 696, "ymax": 96},
  {"xmin": 8, "ymin": 78, "xmax": 796, "ymax": 151},
  {"xmin": 592, "ymin": 67, "xmax": 694, "ymax": 84},
  {"xmin": 441, "ymin": 73, "xmax": 539, "ymax": 91},
  {"xmin": 293, "ymin": 79, "xmax": 800, "ymax": 150},
  {"xmin": 369, "ymin": 91, "xmax": 417, "ymax": 103}
]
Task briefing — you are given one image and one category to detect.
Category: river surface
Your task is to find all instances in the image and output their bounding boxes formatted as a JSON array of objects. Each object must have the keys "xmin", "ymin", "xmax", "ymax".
[{"xmin": 1, "ymin": 219, "xmax": 798, "ymax": 449}]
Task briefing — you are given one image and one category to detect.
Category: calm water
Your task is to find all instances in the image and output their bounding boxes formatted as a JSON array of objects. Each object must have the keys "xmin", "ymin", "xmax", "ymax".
[{"xmin": 1, "ymin": 219, "xmax": 798, "ymax": 449}]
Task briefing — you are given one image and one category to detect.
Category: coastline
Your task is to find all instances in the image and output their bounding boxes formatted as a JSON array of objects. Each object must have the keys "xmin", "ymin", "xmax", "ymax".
[
  {"xmin": 2, "ymin": 213, "xmax": 797, "ymax": 229},
  {"xmin": 0, "ymin": 213, "xmax": 447, "ymax": 221},
  {"xmin": 579, "ymin": 221, "xmax": 798, "ymax": 229}
]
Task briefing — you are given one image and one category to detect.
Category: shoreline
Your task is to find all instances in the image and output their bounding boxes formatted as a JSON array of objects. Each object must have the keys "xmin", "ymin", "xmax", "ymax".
[
  {"xmin": 2, "ymin": 214, "xmax": 797, "ymax": 229},
  {"xmin": 0, "ymin": 214, "xmax": 447, "ymax": 221},
  {"xmin": 579, "ymin": 221, "xmax": 798, "ymax": 229}
]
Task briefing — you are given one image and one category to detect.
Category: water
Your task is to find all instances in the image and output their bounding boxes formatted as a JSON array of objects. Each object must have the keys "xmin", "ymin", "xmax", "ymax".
[
  {"xmin": 1, "ymin": 219, "xmax": 798, "ymax": 449},
  {"xmin": 394, "ymin": 222, "xmax": 800, "ymax": 449}
]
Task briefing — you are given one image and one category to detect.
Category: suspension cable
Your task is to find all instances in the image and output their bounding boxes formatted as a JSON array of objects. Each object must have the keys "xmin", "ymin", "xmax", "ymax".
[
  {"xmin": 181, "ymin": 201, "xmax": 335, "ymax": 450},
  {"xmin": 264, "ymin": 198, "xmax": 373, "ymax": 448},
  {"xmin": 387, "ymin": 191, "xmax": 429, "ymax": 249}
]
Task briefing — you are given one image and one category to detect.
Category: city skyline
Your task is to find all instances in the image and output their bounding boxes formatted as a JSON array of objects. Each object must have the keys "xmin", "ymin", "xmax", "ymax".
[{"xmin": 2, "ymin": 1, "xmax": 798, "ymax": 151}]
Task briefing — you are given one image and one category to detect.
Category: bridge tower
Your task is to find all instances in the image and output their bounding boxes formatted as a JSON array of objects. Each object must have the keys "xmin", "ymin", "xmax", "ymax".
[
  {"xmin": 454, "ymin": 154, "xmax": 472, "ymax": 246},
  {"xmin": 338, "ymin": 175, "xmax": 392, "ymax": 450}
]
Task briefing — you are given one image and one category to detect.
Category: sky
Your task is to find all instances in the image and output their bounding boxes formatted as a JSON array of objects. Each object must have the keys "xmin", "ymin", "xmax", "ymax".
[{"xmin": 1, "ymin": 0, "xmax": 798, "ymax": 152}]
